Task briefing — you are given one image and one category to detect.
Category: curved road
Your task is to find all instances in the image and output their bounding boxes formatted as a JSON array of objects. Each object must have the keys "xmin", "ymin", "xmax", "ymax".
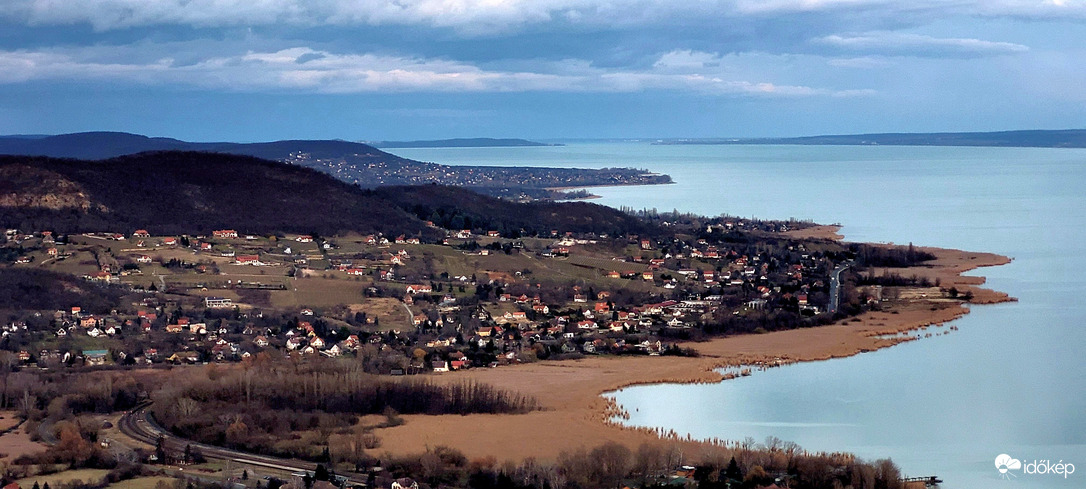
[
  {"xmin": 119, "ymin": 402, "xmax": 366, "ymax": 486},
  {"xmin": 828, "ymin": 262, "xmax": 850, "ymax": 314}
]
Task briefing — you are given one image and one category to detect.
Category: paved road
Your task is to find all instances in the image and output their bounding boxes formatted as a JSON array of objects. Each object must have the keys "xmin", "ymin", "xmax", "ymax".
[
  {"xmin": 828, "ymin": 263, "xmax": 850, "ymax": 314},
  {"xmin": 119, "ymin": 402, "xmax": 367, "ymax": 486}
]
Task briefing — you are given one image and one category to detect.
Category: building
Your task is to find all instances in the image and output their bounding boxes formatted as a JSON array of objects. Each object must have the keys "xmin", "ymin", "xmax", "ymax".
[
  {"xmin": 83, "ymin": 349, "xmax": 109, "ymax": 366},
  {"xmin": 213, "ymin": 230, "xmax": 239, "ymax": 239},
  {"xmin": 205, "ymin": 297, "xmax": 233, "ymax": 308}
]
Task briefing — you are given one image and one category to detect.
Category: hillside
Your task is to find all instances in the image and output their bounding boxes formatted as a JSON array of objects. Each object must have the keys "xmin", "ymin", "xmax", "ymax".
[
  {"xmin": 653, "ymin": 129, "xmax": 1086, "ymax": 148},
  {"xmin": 0, "ymin": 152, "xmax": 665, "ymax": 239},
  {"xmin": 0, "ymin": 132, "xmax": 670, "ymax": 199},
  {"xmin": 0, "ymin": 152, "xmax": 436, "ymax": 237}
]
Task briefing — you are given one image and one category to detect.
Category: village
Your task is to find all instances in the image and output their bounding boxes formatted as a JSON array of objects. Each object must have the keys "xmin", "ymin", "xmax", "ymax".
[{"xmin": 1, "ymin": 220, "xmax": 845, "ymax": 374}]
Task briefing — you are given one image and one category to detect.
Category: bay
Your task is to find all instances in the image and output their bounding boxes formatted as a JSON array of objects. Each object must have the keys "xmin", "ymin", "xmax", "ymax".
[{"xmin": 390, "ymin": 143, "xmax": 1086, "ymax": 488}]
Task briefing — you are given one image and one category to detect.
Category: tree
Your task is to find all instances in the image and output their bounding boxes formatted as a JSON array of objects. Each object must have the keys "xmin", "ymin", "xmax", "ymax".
[
  {"xmin": 590, "ymin": 442, "xmax": 631, "ymax": 489},
  {"xmin": 723, "ymin": 456, "xmax": 743, "ymax": 482}
]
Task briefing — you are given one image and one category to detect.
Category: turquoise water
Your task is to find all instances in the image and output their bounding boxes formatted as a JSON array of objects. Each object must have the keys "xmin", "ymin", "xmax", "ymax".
[{"xmin": 391, "ymin": 143, "xmax": 1086, "ymax": 488}]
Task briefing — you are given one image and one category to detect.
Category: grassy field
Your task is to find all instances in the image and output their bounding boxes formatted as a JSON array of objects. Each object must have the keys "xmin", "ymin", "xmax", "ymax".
[
  {"xmin": 16, "ymin": 469, "xmax": 112, "ymax": 488},
  {"xmin": 272, "ymin": 277, "xmax": 369, "ymax": 309},
  {"xmin": 106, "ymin": 476, "xmax": 178, "ymax": 489}
]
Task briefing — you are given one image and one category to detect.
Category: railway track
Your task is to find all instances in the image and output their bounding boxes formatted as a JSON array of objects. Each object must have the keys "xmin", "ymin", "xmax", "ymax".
[{"xmin": 119, "ymin": 402, "xmax": 367, "ymax": 486}]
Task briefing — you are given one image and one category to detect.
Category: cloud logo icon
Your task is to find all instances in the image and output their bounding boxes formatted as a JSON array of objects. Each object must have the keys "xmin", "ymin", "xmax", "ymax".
[{"xmin": 996, "ymin": 454, "xmax": 1022, "ymax": 479}]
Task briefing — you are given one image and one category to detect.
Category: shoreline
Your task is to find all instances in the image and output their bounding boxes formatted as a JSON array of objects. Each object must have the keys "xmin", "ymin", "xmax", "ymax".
[
  {"xmin": 371, "ymin": 229, "xmax": 1013, "ymax": 463},
  {"xmin": 546, "ymin": 180, "xmax": 675, "ymax": 200}
]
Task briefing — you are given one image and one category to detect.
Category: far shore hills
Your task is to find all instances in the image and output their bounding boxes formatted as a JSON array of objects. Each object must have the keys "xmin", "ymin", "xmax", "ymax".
[{"xmin": 652, "ymin": 128, "xmax": 1086, "ymax": 148}]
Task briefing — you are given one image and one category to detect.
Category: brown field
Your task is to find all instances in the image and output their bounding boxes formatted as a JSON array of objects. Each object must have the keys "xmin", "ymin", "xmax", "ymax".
[
  {"xmin": 347, "ymin": 297, "xmax": 413, "ymax": 330},
  {"xmin": 0, "ymin": 411, "xmax": 48, "ymax": 463},
  {"xmin": 0, "ymin": 410, "xmax": 21, "ymax": 431},
  {"xmin": 369, "ymin": 244, "xmax": 1012, "ymax": 464}
]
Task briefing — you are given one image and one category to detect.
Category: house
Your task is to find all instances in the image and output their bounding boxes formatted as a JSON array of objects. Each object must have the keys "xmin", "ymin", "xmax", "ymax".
[
  {"xmin": 487, "ymin": 230, "xmax": 501, "ymax": 237},
  {"xmin": 213, "ymin": 230, "xmax": 238, "ymax": 239},
  {"xmin": 576, "ymin": 320, "xmax": 598, "ymax": 330},
  {"xmin": 133, "ymin": 229, "xmax": 151, "ymax": 238},
  {"xmin": 205, "ymin": 297, "xmax": 233, "ymax": 308},
  {"xmin": 309, "ymin": 337, "xmax": 326, "ymax": 349},
  {"xmin": 573, "ymin": 294, "xmax": 587, "ymax": 303},
  {"xmin": 167, "ymin": 352, "xmax": 199, "ymax": 364},
  {"xmin": 235, "ymin": 254, "xmax": 262, "ymax": 265},
  {"xmin": 641, "ymin": 239, "xmax": 652, "ymax": 250},
  {"xmin": 47, "ymin": 247, "xmax": 58, "ymax": 256},
  {"xmin": 136, "ymin": 255, "xmax": 153, "ymax": 263},
  {"xmin": 162, "ymin": 237, "xmax": 178, "ymax": 246},
  {"xmin": 165, "ymin": 323, "xmax": 185, "ymax": 333},
  {"xmin": 391, "ymin": 479, "xmax": 419, "ymax": 489},
  {"xmin": 295, "ymin": 235, "xmax": 314, "ymax": 243},
  {"xmin": 511, "ymin": 311, "xmax": 527, "ymax": 320},
  {"xmin": 346, "ymin": 268, "xmax": 367, "ymax": 276},
  {"xmin": 532, "ymin": 304, "xmax": 550, "ymax": 315},
  {"xmin": 199, "ymin": 242, "xmax": 213, "ymax": 251},
  {"xmin": 405, "ymin": 284, "xmax": 433, "ymax": 295},
  {"xmin": 56, "ymin": 328, "xmax": 68, "ymax": 337},
  {"xmin": 83, "ymin": 349, "xmax": 109, "ymax": 366},
  {"xmin": 432, "ymin": 360, "xmax": 449, "ymax": 372},
  {"xmin": 254, "ymin": 335, "xmax": 270, "ymax": 347},
  {"xmin": 643, "ymin": 271, "xmax": 655, "ymax": 280},
  {"xmin": 322, "ymin": 344, "xmax": 342, "ymax": 357}
]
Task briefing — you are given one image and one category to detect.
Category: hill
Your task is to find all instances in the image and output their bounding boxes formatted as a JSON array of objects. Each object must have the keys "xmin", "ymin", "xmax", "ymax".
[
  {"xmin": 652, "ymin": 129, "xmax": 1086, "ymax": 148},
  {"xmin": 371, "ymin": 138, "xmax": 558, "ymax": 148},
  {"xmin": 0, "ymin": 151, "xmax": 436, "ymax": 237},
  {"xmin": 0, "ymin": 151, "xmax": 664, "ymax": 239},
  {"xmin": 0, "ymin": 132, "xmax": 669, "ymax": 200}
]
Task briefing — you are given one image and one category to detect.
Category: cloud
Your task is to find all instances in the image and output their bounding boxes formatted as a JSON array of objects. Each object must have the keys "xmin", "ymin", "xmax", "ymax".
[
  {"xmin": 6, "ymin": 1, "xmax": 1086, "ymax": 32},
  {"xmin": 653, "ymin": 50, "xmax": 724, "ymax": 72},
  {"xmin": 0, "ymin": 45, "xmax": 865, "ymax": 97},
  {"xmin": 816, "ymin": 32, "xmax": 1029, "ymax": 57}
]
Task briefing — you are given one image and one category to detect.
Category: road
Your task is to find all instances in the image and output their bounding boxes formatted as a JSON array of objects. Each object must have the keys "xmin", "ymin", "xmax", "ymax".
[
  {"xmin": 828, "ymin": 263, "xmax": 850, "ymax": 314},
  {"xmin": 119, "ymin": 402, "xmax": 367, "ymax": 486}
]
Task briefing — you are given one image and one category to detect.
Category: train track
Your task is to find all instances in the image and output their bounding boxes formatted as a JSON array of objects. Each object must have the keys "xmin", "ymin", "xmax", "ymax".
[{"xmin": 119, "ymin": 402, "xmax": 367, "ymax": 486}]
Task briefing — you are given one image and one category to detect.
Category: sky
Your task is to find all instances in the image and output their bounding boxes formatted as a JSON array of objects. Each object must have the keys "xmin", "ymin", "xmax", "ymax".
[{"xmin": 1, "ymin": 0, "xmax": 1085, "ymax": 141}]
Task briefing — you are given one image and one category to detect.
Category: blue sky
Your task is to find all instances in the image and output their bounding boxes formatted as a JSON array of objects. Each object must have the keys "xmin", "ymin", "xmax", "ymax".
[{"xmin": 1, "ymin": 1, "xmax": 1084, "ymax": 141}]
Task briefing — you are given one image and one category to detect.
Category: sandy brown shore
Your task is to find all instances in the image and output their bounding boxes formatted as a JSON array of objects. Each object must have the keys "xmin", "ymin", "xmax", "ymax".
[{"xmin": 372, "ymin": 227, "xmax": 1013, "ymax": 462}]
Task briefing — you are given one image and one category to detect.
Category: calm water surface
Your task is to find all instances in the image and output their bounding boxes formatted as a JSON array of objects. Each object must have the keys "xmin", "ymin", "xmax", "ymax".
[{"xmin": 391, "ymin": 143, "xmax": 1086, "ymax": 488}]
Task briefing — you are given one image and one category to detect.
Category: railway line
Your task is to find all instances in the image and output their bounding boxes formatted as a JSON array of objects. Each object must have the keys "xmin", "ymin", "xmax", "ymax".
[{"xmin": 119, "ymin": 402, "xmax": 367, "ymax": 486}]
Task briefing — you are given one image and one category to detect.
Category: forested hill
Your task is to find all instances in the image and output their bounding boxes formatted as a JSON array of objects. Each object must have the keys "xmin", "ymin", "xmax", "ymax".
[
  {"xmin": 0, "ymin": 151, "xmax": 435, "ymax": 237},
  {"xmin": 0, "ymin": 131, "xmax": 414, "ymax": 163},
  {"xmin": 0, "ymin": 152, "xmax": 665, "ymax": 239}
]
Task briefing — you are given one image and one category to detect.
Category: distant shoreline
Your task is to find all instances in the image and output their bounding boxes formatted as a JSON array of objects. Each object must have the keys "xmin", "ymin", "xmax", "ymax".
[
  {"xmin": 651, "ymin": 129, "xmax": 1086, "ymax": 149},
  {"xmin": 372, "ymin": 137, "xmax": 562, "ymax": 148}
]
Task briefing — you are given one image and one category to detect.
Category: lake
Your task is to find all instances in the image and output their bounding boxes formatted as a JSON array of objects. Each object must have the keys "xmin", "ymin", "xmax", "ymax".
[{"xmin": 390, "ymin": 143, "xmax": 1086, "ymax": 488}]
